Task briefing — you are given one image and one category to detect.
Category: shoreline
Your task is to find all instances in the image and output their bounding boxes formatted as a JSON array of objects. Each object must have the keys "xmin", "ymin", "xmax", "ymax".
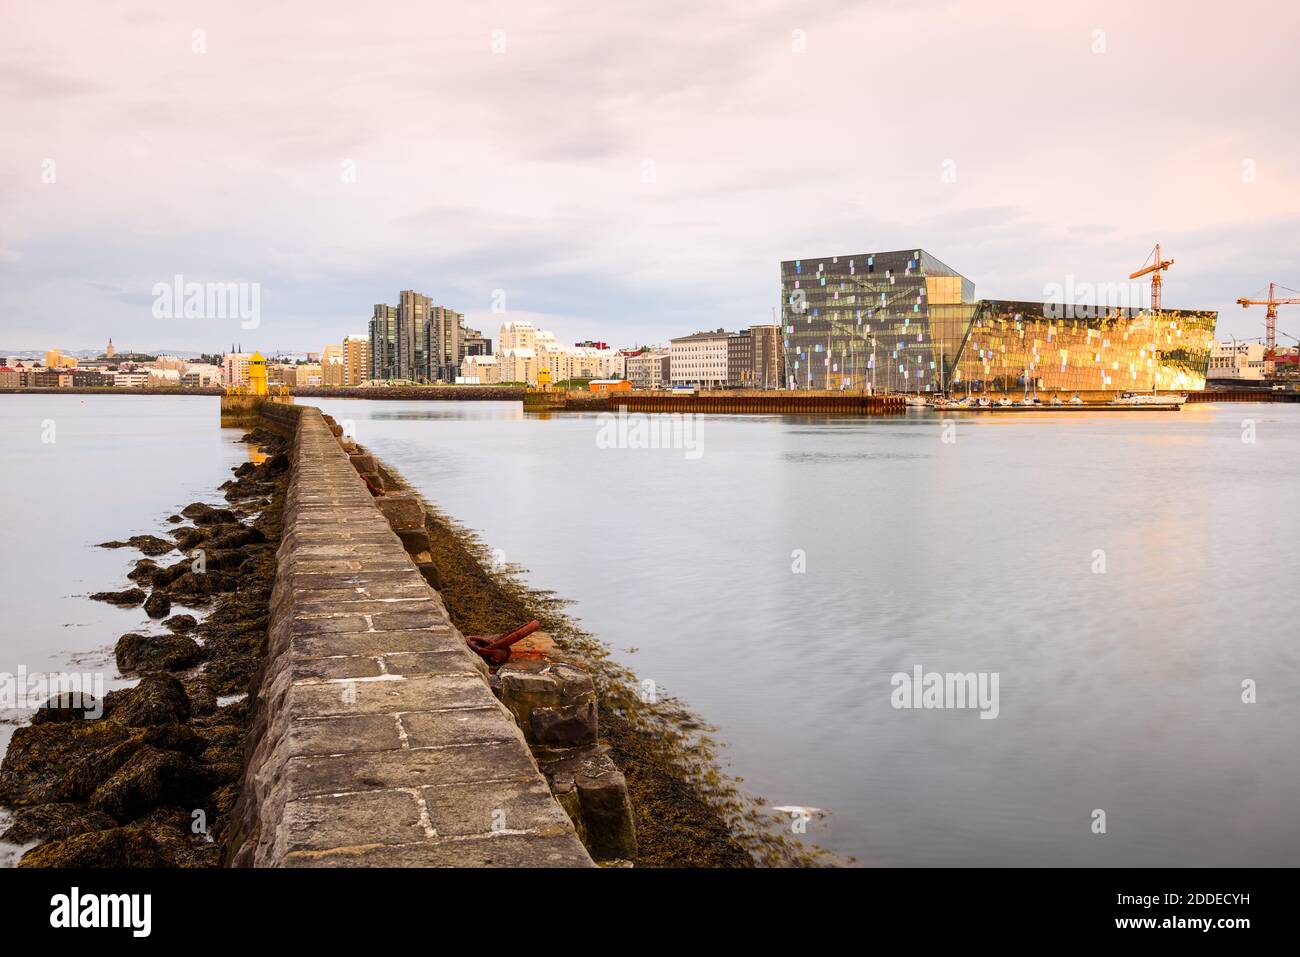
[
  {"xmin": 372, "ymin": 457, "xmax": 830, "ymax": 867},
  {"xmin": 0, "ymin": 425, "xmax": 291, "ymax": 866}
]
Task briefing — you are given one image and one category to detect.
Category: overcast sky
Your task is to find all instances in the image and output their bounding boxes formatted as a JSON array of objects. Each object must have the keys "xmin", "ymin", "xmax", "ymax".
[{"xmin": 3, "ymin": 0, "xmax": 1298, "ymax": 354}]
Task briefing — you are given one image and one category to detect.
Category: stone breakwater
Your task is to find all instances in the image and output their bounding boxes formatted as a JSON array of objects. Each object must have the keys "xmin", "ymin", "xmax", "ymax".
[{"xmin": 226, "ymin": 403, "xmax": 598, "ymax": 866}]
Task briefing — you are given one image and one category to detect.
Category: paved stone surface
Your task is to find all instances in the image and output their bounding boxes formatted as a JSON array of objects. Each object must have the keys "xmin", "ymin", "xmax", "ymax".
[{"xmin": 229, "ymin": 405, "xmax": 592, "ymax": 867}]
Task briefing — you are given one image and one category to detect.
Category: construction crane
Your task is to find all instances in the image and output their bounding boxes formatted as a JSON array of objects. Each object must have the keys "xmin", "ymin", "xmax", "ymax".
[
  {"xmin": 1129, "ymin": 243, "xmax": 1175, "ymax": 313},
  {"xmin": 1236, "ymin": 283, "xmax": 1300, "ymax": 377}
]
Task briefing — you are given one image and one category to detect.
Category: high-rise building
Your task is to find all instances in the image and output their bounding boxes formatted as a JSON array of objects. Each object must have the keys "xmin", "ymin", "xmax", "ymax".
[
  {"xmin": 370, "ymin": 304, "xmax": 399, "ymax": 380},
  {"xmin": 750, "ymin": 324, "xmax": 783, "ymax": 389},
  {"xmin": 780, "ymin": 249, "xmax": 1217, "ymax": 393},
  {"xmin": 726, "ymin": 330, "xmax": 754, "ymax": 387},
  {"xmin": 342, "ymin": 335, "xmax": 370, "ymax": 386},
  {"xmin": 222, "ymin": 352, "xmax": 252, "ymax": 387},
  {"xmin": 367, "ymin": 293, "xmax": 466, "ymax": 382}
]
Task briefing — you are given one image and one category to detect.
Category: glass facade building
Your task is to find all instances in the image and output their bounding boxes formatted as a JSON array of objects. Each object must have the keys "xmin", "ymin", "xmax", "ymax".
[{"xmin": 780, "ymin": 249, "xmax": 1217, "ymax": 394}]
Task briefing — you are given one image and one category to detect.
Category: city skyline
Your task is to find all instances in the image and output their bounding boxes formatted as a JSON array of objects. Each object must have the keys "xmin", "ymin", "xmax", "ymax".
[{"xmin": 4, "ymin": 1, "xmax": 1299, "ymax": 353}]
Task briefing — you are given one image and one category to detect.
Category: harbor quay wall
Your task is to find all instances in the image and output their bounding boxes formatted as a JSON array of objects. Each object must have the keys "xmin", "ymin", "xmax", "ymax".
[{"xmin": 227, "ymin": 401, "xmax": 593, "ymax": 867}]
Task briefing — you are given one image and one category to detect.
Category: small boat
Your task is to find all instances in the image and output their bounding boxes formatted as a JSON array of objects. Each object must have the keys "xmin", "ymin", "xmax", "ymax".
[
  {"xmin": 1109, "ymin": 391, "xmax": 1188, "ymax": 408},
  {"xmin": 1050, "ymin": 394, "xmax": 1064, "ymax": 406},
  {"xmin": 905, "ymin": 395, "xmax": 928, "ymax": 407},
  {"xmin": 976, "ymin": 396, "xmax": 991, "ymax": 408},
  {"xmin": 1069, "ymin": 394, "xmax": 1084, "ymax": 406},
  {"xmin": 996, "ymin": 396, "xmax": 1012, "ymax": 407}
]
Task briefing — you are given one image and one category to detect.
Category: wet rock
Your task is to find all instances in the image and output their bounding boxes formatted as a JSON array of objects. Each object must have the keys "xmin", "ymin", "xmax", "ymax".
[
  {"xmin": 143, "ymin": 590, "xmax": 172, "ymax": 619},
  {"xmin": 88, "ymin": 746, "xmax": 214, "ymax": 822},
  {"xmin": 99, "ymin": 536, "xmax": 173, "ymax": 557},
  {"xmin": 31, "ymin": 693, "xmax": 102, "ymax": 724},
  {"xmin": 171, "ymin": 526, "xmax": 212, "ymax": 551},
  {"xmin": 167, "ymin": 514, "xmax": 183, "ymax": 523},
  {"xmin": 416, "ymin": 561, "xmax": 441, "ymax": 590},
  {"xmin": 542, "ymin": 744, "xmax": 638, "ymax": 862},
  {"xmin": 104, "ymin": 674, "xmax": 191, "ymax": 727},
  {"xmin": 181, "ymin": 502, "xmax": 215, "ymax": 519},
  {"xmin": 127, "ymin": 558, "xmax": 161, "ymax": 584},
  {"xmin": 0, "ymin": 721, "xmax": 136, "ymax": 805},
  {"xmin": 233, "ymin": 461, "xmax": 256, "ymax": 477},
  {"xmin": 194, "ymin": 507, "xmax": 238, "ymax": 526},
  {"xmin": 1, "ymin": 803, "xmax": 116, "ymax": 844},
  {"xmin": 163, "ymin": 614, "xmax": 198, "ymax": 634},
  {"xmin": 160, "ymin": 570, "xmax": 239, "ymax": 601},
  {"xmin": 18, "ymin": 825, "xmax": 175, "ymax": 868},
  {"xmin": 115, "ymin": 633, "xmax": 202, "ymax": 673},
  {"xmin": 182, "ymin": 678, "xmax": 218, "ymax": 716},
  {"xmin": 204, "ymin": 525, "xmax": 265, "ymax": 550},
  {"xmin": 89, "ymin": 587, "xmax": 146, "ymax": 607}
]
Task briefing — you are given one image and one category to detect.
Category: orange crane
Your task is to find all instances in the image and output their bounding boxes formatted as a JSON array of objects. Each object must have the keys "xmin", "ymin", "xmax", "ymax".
[
  {"xmin": 1236, "ymin": 283, "xmax": 1300, "ymax": 377},
  {"xmin": 1129, "ymin": 243, "xmax": 1174, "ymax": 312}
]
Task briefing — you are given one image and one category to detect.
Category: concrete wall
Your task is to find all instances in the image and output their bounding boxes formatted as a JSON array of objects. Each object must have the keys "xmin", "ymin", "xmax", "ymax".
[{"xmin": 228, "ymin": 404, "xmax": 592, "ymax": 867}]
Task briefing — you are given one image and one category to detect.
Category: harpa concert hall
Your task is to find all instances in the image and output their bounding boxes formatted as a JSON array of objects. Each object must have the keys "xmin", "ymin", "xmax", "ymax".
[{"xmin": 779, "ymin": 249, "xmax": 1218, "ymax": 395}]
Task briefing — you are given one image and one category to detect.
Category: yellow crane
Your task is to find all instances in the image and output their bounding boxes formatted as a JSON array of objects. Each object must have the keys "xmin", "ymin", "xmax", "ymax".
[{"xmin": 1129, "ymin": 243, "xmax": 1175, "ymax": 313}]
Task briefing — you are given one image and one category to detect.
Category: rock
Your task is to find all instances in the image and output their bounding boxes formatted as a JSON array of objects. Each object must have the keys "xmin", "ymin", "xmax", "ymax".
[
  {"xmin": 115, "ymin": 633, "xmax": 202, "ymax": 673},
  {"xmin": 18, "ymin": 826, "xmax": 174, "ymax": 868},
  {"xmin": 233, "ymin": 462, "xmax": 256, "ymax": 477},
  {"xmin": 127, "ymin": 535, "xmax": 174, "ymax": 557},
  {"xmin": 89, "ymin": 588, "xmax": 146, "ymax": 606},
  {"xmin": 182, "ymin": 678, "xmax": 217, "ymax": 716},
  {"xmin": 542, "ymin": 744, "xmax": 638, "ymax": 862},
  {"xmin": 416, "ymin": 561, "xmax": 441, "ymax": 590},
  {"xmin": 171, "ymin": 526, "xmax": 212, "ymax": 551},
  {"xmin": 104, "ymin": 674, "xmax": 191, "ymax": 727},
  {"xmin": 397, "ymin": 528, "xmax": 433, "ymax": 562},
  {"xmin": 127, "ymin": 559, "xmax": 161, "ymax": 584},
  {"xmin": 167, "ymin": 514, "xmax": 183, "ymax": 523},
  {"xmin": 376, "ymin": 492, "xmax": 425, "ymax": 531},
  {"xmin": 181, "ymin": 502, "xmax": 214, "ymax": 519},
  {"xmin": 31, "ymin": 692, "xmax": 102, "ymax": 724},
  {"xmin": 194, "ymin": 507, "xmax": 238, "ymax": 526},
  {"xmin": 0, "ymin": 721, "xmax": 136, "ymax": 805},
  {"xmin": 88, "ymin": 746, "xmax": 214, "ymax": 822},
  {"xmin": 163, "ymin": 614, "xmax": 198, "ymax": 634},
  {"xmin": 531, "ymin": 699, "xmax": 600, "ymax": 749},
  {"xmin": 159, "ymin": 570, "xmax": 239, "ymax": 601},
  {"xmin": 143, "ymin": 591, "xmax": 171, "ymax": 619},
  {"xmin": 496, "ymin": 660, "xmax": 598, "ymax": 748},
  {"xmin": 204, "ymin": 525, "xmax": 265, "ymax": 550},
  {"xmin": 349, "ymin": 452, "xmax": 376, "ymax": 474},
  {"xmin": 1, "ymin": 803, "xmax": 117, "ymax": 844}
]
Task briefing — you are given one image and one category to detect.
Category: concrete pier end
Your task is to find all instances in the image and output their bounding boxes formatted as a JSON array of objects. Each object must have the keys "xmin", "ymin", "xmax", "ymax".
[{"xmin": 228, "ymin": 404, "xmax": 593, "ymax": 867}]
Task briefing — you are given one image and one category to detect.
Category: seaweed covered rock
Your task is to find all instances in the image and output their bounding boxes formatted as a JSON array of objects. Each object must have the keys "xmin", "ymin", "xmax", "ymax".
[
  {"xmin": 104, "ymin": 674, "xmax": 192, "ymax": 727},
  {"xmin": 143, "ymin": 590, "xmax": 171, "ymax": 619},
  {"xmin": 88, "ymin": 747, "xmax": 213, "ymax": 822},
  {"xmin": 1, "ymin": 803, "xmax": 116, "ymax": 844},
  {"xmin": 115, "ymin": 633, "xmax": 202, "ymax": 673},
  {"xmin": 18, "ymin": 825, "xmax": 174, "ymax": 867},
  {"xmin": 127, "ymin": 559, "xmax": 161, "ymax": 584},
  {"xmin": 88, "ymin": 588, "xmax": 145, "ymax": 606},
  {"xmin": 31, "ymin": 692, "xmax": 102, "ymax": 724},
  {"xmin": 97, "ymin": 535, "xmax": 174, "ymax": 557},
  {"xmin": 163, "ymin": 614, "xmax": 198, "ymax": 634}
]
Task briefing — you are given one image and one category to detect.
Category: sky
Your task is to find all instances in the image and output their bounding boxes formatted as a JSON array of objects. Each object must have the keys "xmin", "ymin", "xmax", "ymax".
[{"xmin": 2, "ymin": 0, "xmax": 1299, "ymax": 354}]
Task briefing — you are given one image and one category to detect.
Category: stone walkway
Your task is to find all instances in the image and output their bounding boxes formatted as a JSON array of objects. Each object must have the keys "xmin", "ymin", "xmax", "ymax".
[{"xmin": 230, "ymin": 406, "xmax": 593, "ymax": 867}]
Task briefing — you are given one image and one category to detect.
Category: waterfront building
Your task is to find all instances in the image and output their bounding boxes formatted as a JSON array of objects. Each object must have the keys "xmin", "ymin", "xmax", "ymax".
[
  {"xmin": 367, "ymin": 293, "xmax": 467, "ymax": 382},
  {"xmin": 369, "ymin": 304, "xmax": 399, "ymax": 380},
  {"xmin": 779, "ymin": 249, "xmax": 1218, "ymax": 393},
  {"xmin": 670, "ymin": 330, "xmax": 729, "ymax": 389},
  {"xmin": 112, "ymin": 371, "xmax": 149, "ymax": 388},
  {"xmin": 0, "ymin": 366, "xmax": 19, "ymax": 388},
  {"xmin": 494, "ymin": 320, "xmax": 621, "ymax": 385},
  {"xmin": 625, "ymin": 348, "xmax": 671, "ymax": 389},
  {"xmin": 459, "ymin": 354, "xmax": 500, "ymax": 384},
  {"xmin": 341, "ymin": 335, "xmax": 370, "ymax": 386},
  {"xmin": 727, "ymin": 331, "xmax": 754, "ymax": 387},
  {"xmin": 751, "ymin": 324, "xmax": 784, "ymax": 389},
  {"xmin": 1208, "ymin": 341, "xmax": 1267, "ymax": 382},
  {"xmin": 222, "ymin": 352, "xmax": 252, "ymax": 388},
  {"xmin": 44, "ymin": 349, "xmax": 77, "ymax": 369}
]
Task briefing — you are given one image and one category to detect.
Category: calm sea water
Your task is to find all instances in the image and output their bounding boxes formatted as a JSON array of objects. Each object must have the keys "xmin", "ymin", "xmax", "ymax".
[
  {"xmin": 0, "ymin": 395, "xmax": 252, "ymax": 861},
  {"xmin": 2, "ymin": 395, "xmax": 1296, "ymax": 866},
  {"xmin": 309, "ymin": 397, "xmax": 1300, "ymax": 867}
]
